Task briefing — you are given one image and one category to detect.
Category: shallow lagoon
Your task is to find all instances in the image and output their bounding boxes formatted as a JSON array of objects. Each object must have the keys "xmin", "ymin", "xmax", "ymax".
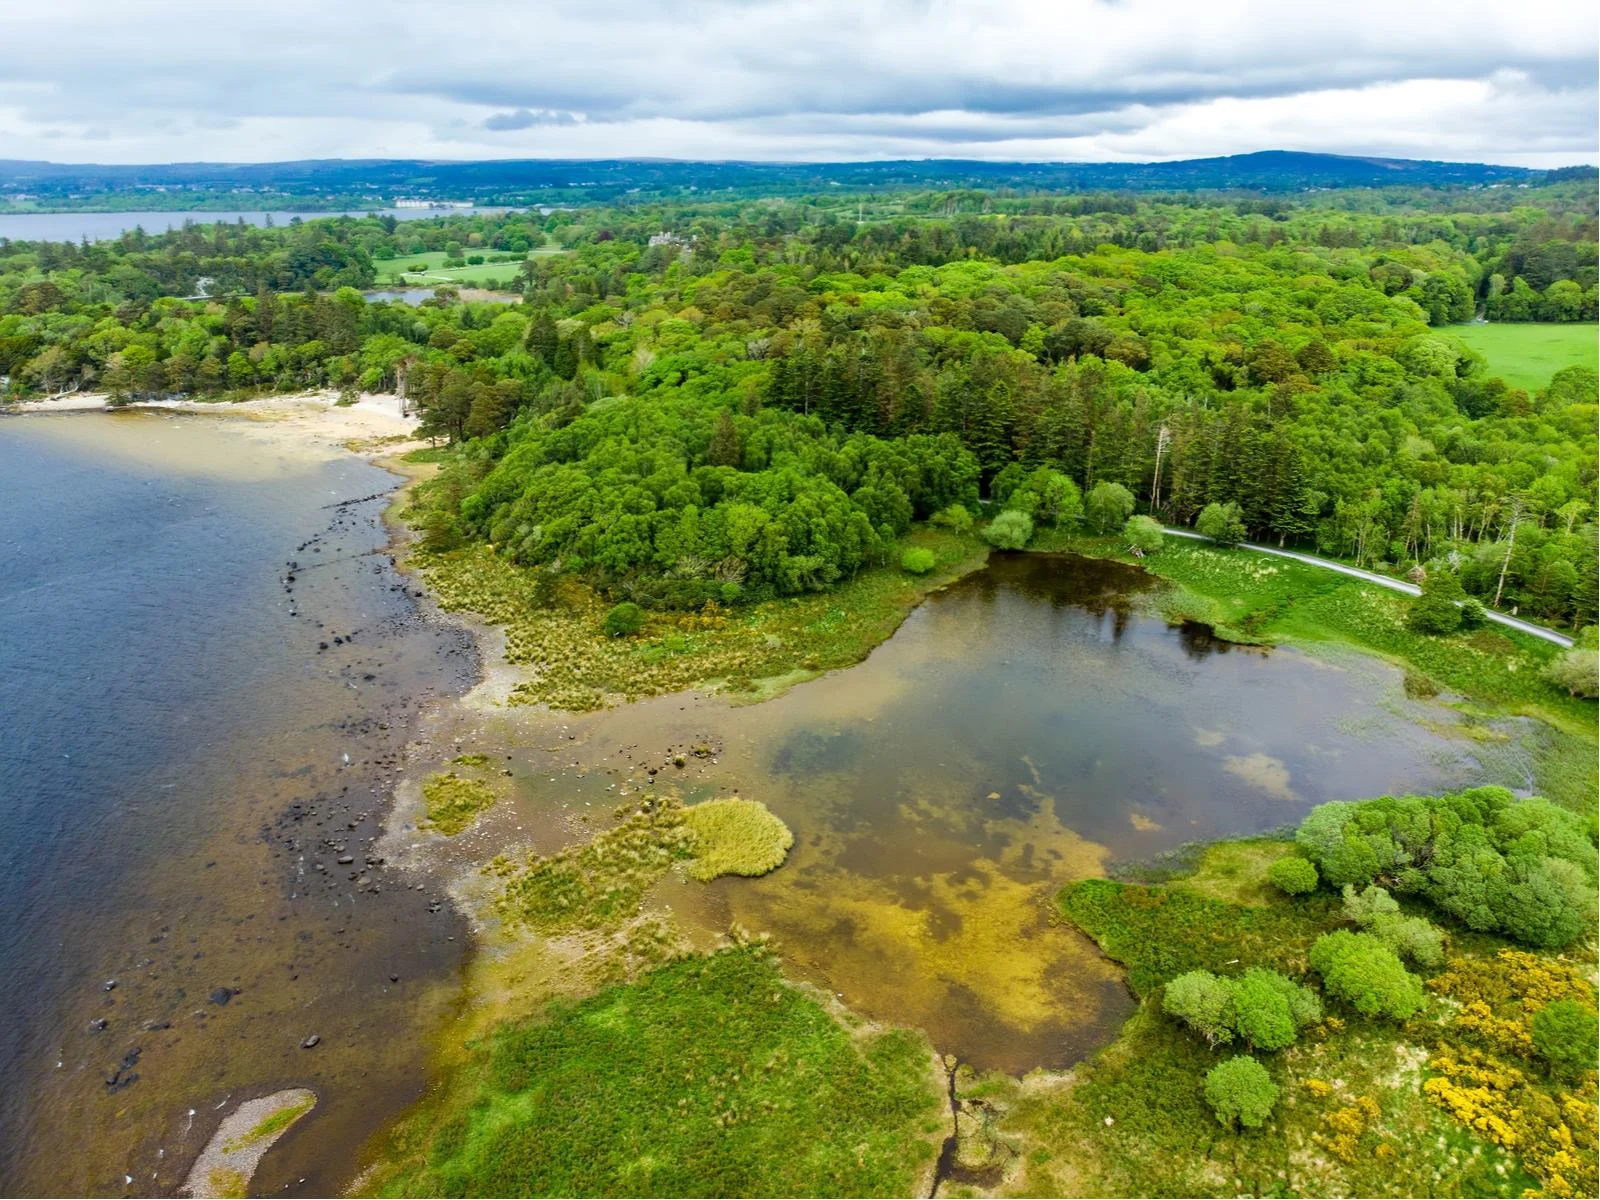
[{"xmin": 450, "ymin": 552, "xmax": 1504, "ymax": 1075}]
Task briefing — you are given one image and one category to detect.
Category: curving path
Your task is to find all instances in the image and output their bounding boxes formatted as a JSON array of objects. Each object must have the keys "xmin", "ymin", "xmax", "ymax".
[{"xmin": 1160, "ymin": 527, "xmax": 1575, "ymax": 649}]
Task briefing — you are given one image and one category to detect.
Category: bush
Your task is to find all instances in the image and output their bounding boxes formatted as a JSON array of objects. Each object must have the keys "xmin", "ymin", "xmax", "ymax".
[
  {"xmin": 1195, "ymin": 501, "xmax": 1246, "ymax": 546},
  {"xmin": 929, "ymin": 503, "xmax": 973, "ymax": 533},
  {"xmin": 1162, "ymin": 970, "xmax": 1236, "ymax": 1045},
  {"xmin": 1309, "ymin": 930, "xmax": 1425, "ymax": 1019},
  {"xmin": 1232, "ymin": 968, "xmax": 1314, "ymax": 1051},
  {"xmin": 1458, "ymin": 597, "xmax": 1487, "ymax": 630},
  {"xmin": 1408, "ymin": 572, "xmax": 1465, "ymax": 635},
  {"xmin": 602, "ymin": 601, "xmax": 646, "ymax": 637},
  {"xmin": 1531, "ymin": 998, "xmax": 1599, "ymax": 1078},
  {"xmin": 1268, "ymin": 856, "xmax": 1319, "ymax": 895},
  {"xmin": 1203, "ymin": 1056, "xmax": 1279, "ymax": 1129},
  {"xmin": 900, "ymin": 548, "xmax": 937, "ymax": 575},
  {"xmin": 1542, "ymin": 646, "xmax": 1598, "ymax": 698},
  {"xmin": 983, "ymin": 510, "xmax": 1034, "ymax": 550},
  {"xmin": 1124, "ymin": 514, "xmax": 1164, "ymax": 556}
]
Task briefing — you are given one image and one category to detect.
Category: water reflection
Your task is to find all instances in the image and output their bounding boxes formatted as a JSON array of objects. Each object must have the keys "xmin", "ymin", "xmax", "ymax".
[{"xmin": 474, "ymin": 549, "xmax": 1501, "ymax": 1075}]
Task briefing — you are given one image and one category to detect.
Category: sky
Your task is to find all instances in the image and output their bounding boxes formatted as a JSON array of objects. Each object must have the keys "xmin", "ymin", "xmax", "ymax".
[{"xmin": 1, "ymin": 0, "xmax": 1596, "ymax": 167}]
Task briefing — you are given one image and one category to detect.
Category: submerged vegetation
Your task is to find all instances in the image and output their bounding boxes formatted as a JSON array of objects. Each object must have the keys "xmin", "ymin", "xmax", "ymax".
[{"xmin": 491, "ymin": 795, "xmax": 794, "ymax": 934}]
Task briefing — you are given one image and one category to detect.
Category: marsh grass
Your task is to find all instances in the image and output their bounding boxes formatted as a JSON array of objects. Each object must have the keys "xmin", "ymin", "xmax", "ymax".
[
  {"xmin": 681, "ymin": 798, "xmax": 794, "ymax": 881},
  {"xmin": 365, "ymin": 946, "xmax": 943, "ymax": 1198},
  {"xmin": 408, "ymin": 528, "xmax": 988, "ymax": 710},
  {"xmin": 221, "ymin": 1096, "xmax": 316, "ymax": 1154},
  {"xmin": 492, "ymin": 797, "xmax": 697, "ymax": 934},
  {"xmin": 421, "ymin": 771, "xmax": 498, "ymax": 836}
]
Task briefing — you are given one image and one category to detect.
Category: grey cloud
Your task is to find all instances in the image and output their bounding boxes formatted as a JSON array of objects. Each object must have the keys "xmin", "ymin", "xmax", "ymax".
[
  {"xmin": 0, "ymin": 0, "xmax": 1592, "ymax": 163},
  {"xmin": 483, "ymin": 109, "xmax": 581, "ymax": 132}
]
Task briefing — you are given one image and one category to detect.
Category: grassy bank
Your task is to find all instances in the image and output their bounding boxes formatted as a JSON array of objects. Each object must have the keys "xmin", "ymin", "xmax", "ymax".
[
  {"xmin": 408, "ymin": 527, "xmax": 989, "ymax": 710},
  {"xmin": 364, "ymin": 945, "xmax": 946, "ymax": 1198},
  {"xmin": 976, "ymin": 842, "xmax": 1596, "ymax": 1199}
]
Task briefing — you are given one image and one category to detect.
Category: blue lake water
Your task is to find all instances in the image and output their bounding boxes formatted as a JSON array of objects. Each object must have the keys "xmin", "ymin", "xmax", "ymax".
[
  {"xmin": 0, "ymin": 412, "xmax": 474, "ymax": 1195},
  {"xmin": 0, "ymin": 207, "xmax": 508, "ymax": 244}
]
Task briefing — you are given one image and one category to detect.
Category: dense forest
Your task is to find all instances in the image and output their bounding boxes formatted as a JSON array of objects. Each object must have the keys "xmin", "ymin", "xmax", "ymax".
[
  {"xmin": 0, "ymin": 151, "xmax": 1570, "ymax": 210},
  {"xmin": 2, "ymin": 181, "xmax": 1595, "ymax": 627}
]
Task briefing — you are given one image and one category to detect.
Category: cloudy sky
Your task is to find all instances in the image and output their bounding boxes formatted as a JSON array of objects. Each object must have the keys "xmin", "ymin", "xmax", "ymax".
[{"xmin": 2, "ymin": 0, "xmax": 1595, "ymax": 166}]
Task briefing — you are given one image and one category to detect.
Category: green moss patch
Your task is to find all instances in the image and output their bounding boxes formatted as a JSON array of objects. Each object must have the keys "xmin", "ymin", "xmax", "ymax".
[
  {"xmin": 423, "ymin": 772, "xmax": 499, "ymax": 836},
  {"xmin": 681, "ymin": 798, "xmax": 794, "ymax": 881},
  {"xmin": 365, "ymin": 947, "xmax": 943, "ymax": 1198}
]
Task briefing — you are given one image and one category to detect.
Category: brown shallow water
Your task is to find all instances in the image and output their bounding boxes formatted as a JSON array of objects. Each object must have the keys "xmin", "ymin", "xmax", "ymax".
[
  {"xmin": 408, "ymin": 552, "xmax": 1504, "ymax": 1077},
  {"xmin": 0, "ymin": 413, "xmax": 476, "ymax": 1197}
]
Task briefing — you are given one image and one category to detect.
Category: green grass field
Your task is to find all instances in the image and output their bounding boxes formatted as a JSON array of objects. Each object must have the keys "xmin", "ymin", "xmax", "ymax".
[
  {"xmin": 365, "ymin": 946, "xmax": 944, "ymax": 1198},
  {"xmin": 373, "ymin": 241, "xmax": 566, "ymax": 289},
  {"xmin": 1447, "ymin": 322, "xmax": 1597, "ymax": 392}
]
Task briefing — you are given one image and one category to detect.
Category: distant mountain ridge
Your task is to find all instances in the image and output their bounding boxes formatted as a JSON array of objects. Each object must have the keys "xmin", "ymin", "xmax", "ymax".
[{"xmin": 0, "ymin": 150, "xmax": 1581, "ymax": 207}]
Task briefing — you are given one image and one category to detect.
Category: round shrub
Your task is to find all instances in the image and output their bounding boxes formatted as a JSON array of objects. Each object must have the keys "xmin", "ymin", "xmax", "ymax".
[
  {"xmin": 929, "ymin": 503, "xmax": 974, "ymax": 533},
  {"xmin": 1309, "ymin": 930, "xmax": 1425, "ymax": 1019},
  {"xmin": 1268, "ymin": 856, "xmax": 1319, "ymax": 896},
  {"xmin": 982, "ymin": 510, "xmax": 1034, "ymax": 550},
  {"xmin": 1124, "ymin": 514, "xmax": 1164, "ymax": 555},
  {"xmin": 601, "ymin": 601, "xmax": 645, "ymax": 638},
  {"xmin": 1232, "ymin": 968, "xmax": 1320, "ymax": 1051},
  {"xmin": 1203, "ymin": 1056, "xmax": 1279, "ymax": 1129},
  {"xmin": 1162, "ymin": 970, "xmax": 1236, "ymax": 1045},
  {"xmin": 1532, "ymin": 998, "xmax": 1598, "ymax": 1078},
  {"xmin": 1195, "ymin": 501, "xmax": 1246, "ymax": 546},
  {"xmin": 900, "ymin": 548, "xmax": 937, "ymax": 575}
]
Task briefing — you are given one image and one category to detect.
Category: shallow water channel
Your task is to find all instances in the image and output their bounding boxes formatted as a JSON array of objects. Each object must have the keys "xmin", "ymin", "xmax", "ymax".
[{"xmin": 428, "ymin": 551, "xmax": 1501, "ymax": 1077}]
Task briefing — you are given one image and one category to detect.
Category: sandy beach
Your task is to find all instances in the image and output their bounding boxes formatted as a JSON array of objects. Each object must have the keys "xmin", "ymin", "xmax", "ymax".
[{"xmin": 12, "ymin": 390, "xmax": 420, "ymax": 449}]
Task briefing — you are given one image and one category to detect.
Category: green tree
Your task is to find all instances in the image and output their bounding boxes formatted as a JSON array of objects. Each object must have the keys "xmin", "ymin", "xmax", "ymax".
[
  {"xmin": 983, "ymin": 510, "xmax": 1034, "ymax": 550},
  {"xmin": 707, "ymin": 409, "xmax": 743, "ymax": 468},
  {"xmin": 602, "ymin": 602, "xmax": 646, "ymax": 637},
  {"xmin": 1196, "ymin": 501, "xmax": 1246, "ymax": 546},
  {"xmin": 901, "ymin": 548, "xmax": 937, "ymax": 575},
  {"xmin": 1309, "ymin": 930, "xmax": 1424, "ymax": 1019},
  {"xmin": 1268, "ymin": 856, "xmax": 1319, "ymax": 895},
  {"xmin": 1124, "ymin": 514, "xmax": 1164, "ymax": 556},
  {"xmin": 1162, "ymin": 970, "xmax": 1236, "ymax": 1045},
  {"xmin": 1203, "ymin": 1056, "xmax": 1279, "ymax": 1129},
  {"xmin": 1085, "ymin": 481, "xmax": 1135, "ymax": 533},
  {"xmin": 1531, "ymin": 998, "xmax": 1599, "ymax": 1078},
  {"xmin": 1408, "ymin": 571, "xmax": 1465, "ymax": 635}
]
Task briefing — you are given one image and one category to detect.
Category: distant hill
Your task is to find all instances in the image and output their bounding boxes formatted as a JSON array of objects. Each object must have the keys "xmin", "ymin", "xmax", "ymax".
[{"xmin": 0, "ymin": 150, "xmax": 1577, "ymax": 209}]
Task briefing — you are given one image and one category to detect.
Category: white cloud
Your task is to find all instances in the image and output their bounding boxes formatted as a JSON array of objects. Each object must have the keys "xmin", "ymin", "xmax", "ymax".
[{"xmin": 0, "ymin": 0, "xmax": 1593, "ymax": 164}]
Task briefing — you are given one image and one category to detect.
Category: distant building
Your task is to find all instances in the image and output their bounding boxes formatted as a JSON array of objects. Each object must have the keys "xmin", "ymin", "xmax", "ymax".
[
  {"xmin": 393, "ymin": 198, "xmax": 475, "ymax": 209},
  {"xmin": 648, "ymin": 231, "xmax": 693, "ymax": 248}
]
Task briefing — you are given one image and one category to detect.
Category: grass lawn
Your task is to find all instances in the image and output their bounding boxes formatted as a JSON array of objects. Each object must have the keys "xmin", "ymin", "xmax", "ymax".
[
  {"xmin": 1446, "ymin": 322, "xmax": 1597, "ymax": 393},
  {"xmin": 373, "ymin": 241, "xmax": 566, "ymax": 288},
  {"xmin": 364, "ymin": 946, "xmax": 945, "ymax": 1198}
]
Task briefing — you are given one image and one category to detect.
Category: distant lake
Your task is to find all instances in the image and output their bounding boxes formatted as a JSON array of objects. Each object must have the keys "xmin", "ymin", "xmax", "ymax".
[{"xmin": 0, "ymin": 207, "xmax": 514, "ymax": 244}]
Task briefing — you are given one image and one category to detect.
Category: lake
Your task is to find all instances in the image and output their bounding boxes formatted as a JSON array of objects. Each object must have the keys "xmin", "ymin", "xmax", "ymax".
[
  {"xmin": 0, "ymin": 208, "xmax": 507, "ymax": 244},
  {"xmin": 0, "ymin": 411, "xmax": 477, "ymax": 1195},
  {"xmin": 0, "ymin": 423, "xmax": 1525, "ymax": 1192},
  {"xmin": 422, "ymin": 551, "xmax": 1513, "ymax": 1077}
]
